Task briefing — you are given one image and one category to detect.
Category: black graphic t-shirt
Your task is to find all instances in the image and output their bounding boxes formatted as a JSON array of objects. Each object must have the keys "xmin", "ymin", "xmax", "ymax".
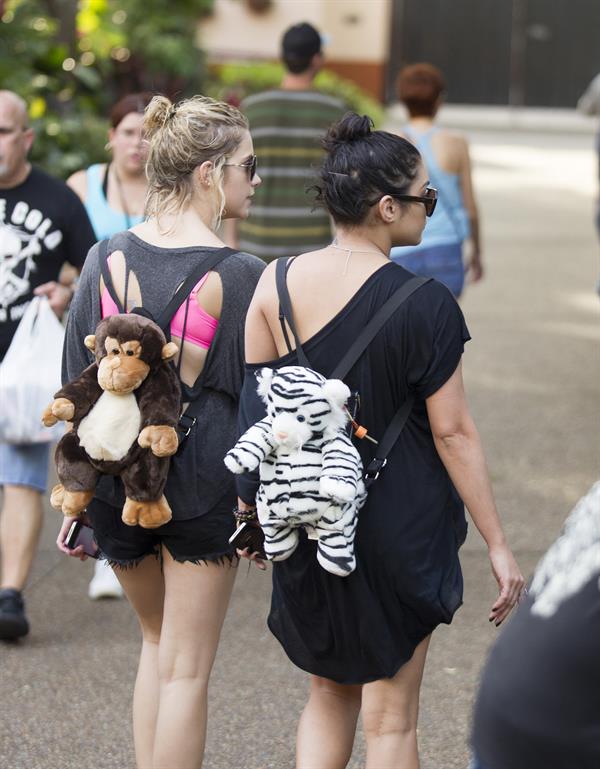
[{"xmin": 0, "ymin": 166, "xmax": 96, "ymax": 360}]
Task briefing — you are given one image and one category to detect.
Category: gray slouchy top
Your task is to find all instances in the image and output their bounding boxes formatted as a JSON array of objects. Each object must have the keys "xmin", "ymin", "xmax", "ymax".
[{"xmin": 62, "ymin": 231, "xmax": 265, "ymax": 519}]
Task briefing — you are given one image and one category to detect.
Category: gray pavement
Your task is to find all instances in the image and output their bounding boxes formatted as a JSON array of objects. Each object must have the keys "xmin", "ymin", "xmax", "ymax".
[{"xmin": 1, "ymin": 126, "xmax": 599, "ymax": 769}]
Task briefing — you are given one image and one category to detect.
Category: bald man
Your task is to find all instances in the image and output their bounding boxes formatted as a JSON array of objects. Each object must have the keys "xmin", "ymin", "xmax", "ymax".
[{"xmin": 0, "ymin": 90, "xmax": 96, "ymax": 639}]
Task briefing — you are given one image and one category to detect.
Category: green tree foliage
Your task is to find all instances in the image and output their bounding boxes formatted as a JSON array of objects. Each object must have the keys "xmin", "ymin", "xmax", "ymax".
[
  {"xmin": 207, "ymin": 61, "xmax": 384, "ymax": 126},
  {"xmin": 0, "ymin": 0, "xmax": 214, "ymax": 178},
  {"xmin": 0, "ymin": 1, "xmax": 382, "ymax": 178}
]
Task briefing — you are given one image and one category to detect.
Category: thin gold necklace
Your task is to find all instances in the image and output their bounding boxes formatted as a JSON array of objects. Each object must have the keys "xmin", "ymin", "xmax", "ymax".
[{"xmin": 330, "ymin": 238, "xmax": 388, "ymax": 276}]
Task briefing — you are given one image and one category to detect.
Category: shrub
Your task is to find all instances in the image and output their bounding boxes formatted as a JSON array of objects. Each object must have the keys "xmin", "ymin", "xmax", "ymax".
[{"xmin": 206, "ymin": 61, "xmax": 384, "ymax": 126}]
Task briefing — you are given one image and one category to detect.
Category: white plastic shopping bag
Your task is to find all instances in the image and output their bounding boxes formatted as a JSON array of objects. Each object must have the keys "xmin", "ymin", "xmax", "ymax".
[{"xmin": 0, "ymin": 296, "xmax": 65, "ymax": 443}]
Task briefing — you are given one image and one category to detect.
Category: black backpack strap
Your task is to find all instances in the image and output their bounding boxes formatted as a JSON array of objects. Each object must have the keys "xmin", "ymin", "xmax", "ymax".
[
  {"xmin": 275, "ymin": 256, "xmax": 311, "ymax": 367},
  {"xmin": 331, "ymin": 276, "xmax": 431, "ymax": 380},
  {"xmin": 349, "ymin": 277, "xmax": 431, "ymax": 488},
  {"xmin": 363, "ymin": 394, "xmax": 414, "ymax": 488},
  {"xmin": 98, "ymin": 239, "xmax": 125, "ymax": 313},
  {"xmin": 154, "ymin": 247, "xmax": 237, "ymax": 332}
]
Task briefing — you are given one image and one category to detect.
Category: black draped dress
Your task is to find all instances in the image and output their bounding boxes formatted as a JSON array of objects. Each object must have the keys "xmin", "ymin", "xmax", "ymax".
[{"xmin": 237, "ymin": 262, "xmax": 471, "ymax": 684}]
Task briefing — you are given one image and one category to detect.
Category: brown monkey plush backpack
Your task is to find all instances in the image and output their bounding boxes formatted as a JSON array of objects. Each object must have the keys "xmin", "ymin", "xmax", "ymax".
[{"xmin": 42, "ymin": 313, "xmax": 181, "ymax": 529}]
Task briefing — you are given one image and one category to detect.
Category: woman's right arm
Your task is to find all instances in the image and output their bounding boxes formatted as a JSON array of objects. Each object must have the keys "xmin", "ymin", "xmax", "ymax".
[
  {"xmin": 426, "ymin": 361, "xmax": 524, "ymax": 625},
  {"xmin": 66, "ymin": 169, "xmax": 88, "ymax": 204},
  {"xmin": 235, "ymin": 264, "xmax": 279, "ymax": 569},
  {"xmin": 244, "ymin": 261, "xmax": 279, "ymax": 363},
  {"xmin": 457, "ymin": 138, "xmax": 483, "ymax": 283}
]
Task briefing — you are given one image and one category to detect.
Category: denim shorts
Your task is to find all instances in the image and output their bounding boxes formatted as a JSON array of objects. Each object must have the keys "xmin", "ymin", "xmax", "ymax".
[
  {"xmin": 86, "ymin": 496, "xmax": 238, "ymax": 567},
  {"xmin": 391, "ymin": 242, "xmax": 465, "ymax": 298},
  {"xmin": 0, "ymin": 441, "xmax": 51, "ymax": 493}
]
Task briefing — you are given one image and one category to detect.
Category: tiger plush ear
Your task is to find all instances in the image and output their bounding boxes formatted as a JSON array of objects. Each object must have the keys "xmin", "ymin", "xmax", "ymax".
[
  {"xmin": 256, "ymin": 368, "xmax": 275, "ymax": 401},
  {"xmin": 322, "ymin": 379, "xmax": 350, "ymax": 409}
]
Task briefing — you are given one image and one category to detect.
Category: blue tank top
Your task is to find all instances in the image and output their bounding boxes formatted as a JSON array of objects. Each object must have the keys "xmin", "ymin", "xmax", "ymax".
[
  {"xmin": 391, "ymin": 126, "xmax": 470, "ymax": 257},
  {"xmin": 84, "ymin": 164, "xmax": 144, "ymax": 241}
]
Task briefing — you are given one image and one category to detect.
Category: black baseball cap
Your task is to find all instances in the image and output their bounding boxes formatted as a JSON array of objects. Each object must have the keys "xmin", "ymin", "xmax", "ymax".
[{"xmin": 281, "ymin": 22, "xmax": 322, "ymax": 61}]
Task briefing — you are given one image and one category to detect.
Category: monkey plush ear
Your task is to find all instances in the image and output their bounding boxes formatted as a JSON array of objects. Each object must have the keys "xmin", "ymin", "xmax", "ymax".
[
  {"xmin": 84, "ymin": 335, "xmax": 96, "ymax": 352},
  {"xmin": 161, "ymin": 342, "xmax": 178, "ymax": 361}
]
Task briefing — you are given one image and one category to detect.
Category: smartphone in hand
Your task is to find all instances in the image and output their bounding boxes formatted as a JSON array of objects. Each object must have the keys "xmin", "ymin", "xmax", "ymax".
[
  {"xmin": 229, "ymin": 521, "xmax": 267, "ymax": 561},
  {"xmin": 64, "ymin": 520, "xmax": 98, "ymax": 559}
]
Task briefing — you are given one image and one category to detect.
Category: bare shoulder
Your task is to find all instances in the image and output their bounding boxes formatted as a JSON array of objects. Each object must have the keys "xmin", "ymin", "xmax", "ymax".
[
  {"xmin": 434, "ymin": 128, "xmax": 469, "ymax": 151},
  {"xmin": 66, "ymin": 169, "xmax": 89, "ymax": 202}
]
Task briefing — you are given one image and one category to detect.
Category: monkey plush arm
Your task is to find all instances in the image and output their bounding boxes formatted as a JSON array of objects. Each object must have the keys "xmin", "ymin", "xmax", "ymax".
[
  {"xmin": 42, "ymin": 364, "xmax": 102, "ymax": 426},
  {"xmin": 224, "ymin": 419, "xmax": 278, "ymax": 474},
  {"xmin": 137, "ymin": 364, "xmax": 182, "ymax": 458}
]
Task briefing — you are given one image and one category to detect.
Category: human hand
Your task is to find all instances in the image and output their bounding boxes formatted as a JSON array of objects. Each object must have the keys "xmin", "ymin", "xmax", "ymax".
[
  {"xmin": 237, "ymin": 546, "xmax": 267, "ymax": 571},
  {"xmin": 56, "ymin": 516, "xmax": 96, "ymax": 561},
  {"xmin": 488, "ymin": 544, "xmax": 525, "ymax": 626},
  {"xmin": 34, "ymin": 281, "xmax": 74, "ymax": 317},
  {"xmin": 466, "ymin": 251, "xmax": 484, "ymax": 283}
]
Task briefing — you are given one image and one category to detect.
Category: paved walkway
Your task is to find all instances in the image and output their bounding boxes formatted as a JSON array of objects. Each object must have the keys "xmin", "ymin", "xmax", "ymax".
[{"xmin": 1, "ymin": 126, "xmax": 598, "ymax": 769}]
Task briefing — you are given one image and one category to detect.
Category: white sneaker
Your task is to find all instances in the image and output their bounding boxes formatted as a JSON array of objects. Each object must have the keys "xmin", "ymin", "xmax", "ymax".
[{"xmin": 88, "ymin": 559, "xmax": 123, "ymax": 600}]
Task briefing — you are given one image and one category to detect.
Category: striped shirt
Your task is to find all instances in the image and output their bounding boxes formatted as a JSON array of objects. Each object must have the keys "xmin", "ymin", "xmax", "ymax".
[{"xmin": 239, "ymin": 89, "xmax": 346, "ymax": 262}]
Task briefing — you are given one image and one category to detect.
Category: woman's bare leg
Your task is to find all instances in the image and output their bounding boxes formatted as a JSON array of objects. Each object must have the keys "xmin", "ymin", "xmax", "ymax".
[
  {"xmin": 113, "ymin": 555, "xmax": 165, "ymax": 769},
  {"xmin": 361, "ymin": 635, "xmax": 431, "ymax": 769},
  {"xmin": 296, "ymin": 675, "xmax": 362, "ymax": 769},
  {"xmin": 152, "ymin": 550, "xmax": 237, "ymax": 769}
]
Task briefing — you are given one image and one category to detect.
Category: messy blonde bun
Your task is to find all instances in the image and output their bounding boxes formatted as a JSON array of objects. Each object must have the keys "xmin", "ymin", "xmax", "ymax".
[{"xmin": 143, "ymin": 94, "xmax": 249, "ymax": 227}]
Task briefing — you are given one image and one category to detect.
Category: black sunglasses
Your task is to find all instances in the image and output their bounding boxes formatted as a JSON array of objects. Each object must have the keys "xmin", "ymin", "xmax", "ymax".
[
  {"xmin": 369, "ymin": 186, "xmax": 438, "ymax": 217},
  {"xmin": 224, "ymin": 154, "xmax": 258, "ymax": 181}
]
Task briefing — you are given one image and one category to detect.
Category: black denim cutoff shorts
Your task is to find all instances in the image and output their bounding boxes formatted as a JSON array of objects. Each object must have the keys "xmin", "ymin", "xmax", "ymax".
[{"xmin": 85, "ymin": 496, "xmax": 237, "ymax": 568}]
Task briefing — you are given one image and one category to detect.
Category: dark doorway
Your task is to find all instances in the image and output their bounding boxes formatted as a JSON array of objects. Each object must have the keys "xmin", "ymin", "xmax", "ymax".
[{"xmin": 387, "ymin": 0, "xmax": 600, "ymax": 107}]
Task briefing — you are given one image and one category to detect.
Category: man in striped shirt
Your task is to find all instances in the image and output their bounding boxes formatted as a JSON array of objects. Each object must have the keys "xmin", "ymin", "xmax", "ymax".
[{"xmin": 237, "ymin": 23, "xmax": 346, "ymax": 263}]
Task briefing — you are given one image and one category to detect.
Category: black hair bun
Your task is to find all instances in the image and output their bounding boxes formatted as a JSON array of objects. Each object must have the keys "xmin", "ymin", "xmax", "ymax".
[{"xmin": 323, "ymin": 112, "xmax": 373, "ymax": 151}]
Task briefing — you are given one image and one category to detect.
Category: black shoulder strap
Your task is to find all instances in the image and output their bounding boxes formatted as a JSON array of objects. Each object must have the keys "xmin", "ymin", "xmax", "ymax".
[
  {"xmin": 154, "ymin": 247, "xmax": 237, "ymax": 331},
  {"xmin": 98, "ymin": 239, "xmax": 125, "ymax": 313},
  {"xmin": 275, "ymin": 258, "xmax": 432, "ymax": 487},
  {"xmin": 331, "ymin": 276, "xmax": 431, "ymax": 380},
  {"xmin": 275, "ymin": 257, "xmax": 310, "ymax": 367}
]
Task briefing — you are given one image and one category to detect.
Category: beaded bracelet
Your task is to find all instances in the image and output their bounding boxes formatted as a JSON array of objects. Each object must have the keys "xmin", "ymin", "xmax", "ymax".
[{"xmin": 232, "ymin": 506, "xmax": 257, "ymax": 522}]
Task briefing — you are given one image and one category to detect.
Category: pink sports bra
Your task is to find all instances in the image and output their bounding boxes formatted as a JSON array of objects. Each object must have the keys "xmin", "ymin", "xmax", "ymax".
[{"xmin": 100, "ymin": 256, "xmax": 219, "ymax": 350}]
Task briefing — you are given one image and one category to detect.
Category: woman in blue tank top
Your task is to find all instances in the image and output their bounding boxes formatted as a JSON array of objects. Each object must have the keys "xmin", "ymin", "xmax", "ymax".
[
  {"xmin": 66, "ymin": 93, "xmax": 153, "ymax": 600},
  {"xmin": 390, "ymin": 64, "xmax": 483, "ymax": 298},
  {"xmin": 67, "ymin": 93, "xmax": 152, "ymax": 242}
]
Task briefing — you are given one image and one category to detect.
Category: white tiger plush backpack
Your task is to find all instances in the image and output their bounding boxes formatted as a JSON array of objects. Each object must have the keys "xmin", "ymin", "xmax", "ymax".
[
  {"xmin": 225, "ymin": 365, "xmax": 367, "ymax": 577},
  {"xmin": 225, "ymin": 258, "xmax": 430, "ymax": 577}
]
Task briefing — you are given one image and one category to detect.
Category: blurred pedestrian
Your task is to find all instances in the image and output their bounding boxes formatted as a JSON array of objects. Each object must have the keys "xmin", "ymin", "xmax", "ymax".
[
  {"xmin": 0, "ymin": 90, "xmax": 95, "ymax": 640},
  {"xmin": 391, "ymin": 63, "xmax": 482, "ymax": 298},
  {"xmin": 231, "ymin": 22, "xmax": 345, "ymax": 262},
  {"xmin": 237, "ymin": 113, "xmax": 523, "ymax": 769},
  {"xmin": 67, "ymin": 92, "xmax": 152, "ymax": 241},
  {"xmin": 57, "ymin": 94, "xmax": 264, "ymax": 769},
  {"xmin": 471, "ymin": 481, "xmax": 600, "ymax": 769},
  {"xmin": 67, "ymin": 91, "xmax": 153, "ymax": 600}
]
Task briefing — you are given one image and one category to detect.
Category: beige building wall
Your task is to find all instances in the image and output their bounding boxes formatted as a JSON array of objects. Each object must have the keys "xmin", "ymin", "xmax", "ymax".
[{"xmin": 199, "ymin": 0, "xmax": 392, "ymax": 100}]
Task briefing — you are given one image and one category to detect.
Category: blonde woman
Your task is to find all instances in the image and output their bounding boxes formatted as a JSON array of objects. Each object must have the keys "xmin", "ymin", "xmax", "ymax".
[
  {"xmin": 56, "ymin": 95, "xmax": 264, "ymax": 769},
  {"xmin": 68, "ymin": 92, "xmax": 154, "ymax": 600}
]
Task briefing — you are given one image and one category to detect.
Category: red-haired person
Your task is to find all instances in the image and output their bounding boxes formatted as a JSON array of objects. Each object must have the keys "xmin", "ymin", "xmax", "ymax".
[{"xmin": 391, "ymin": 63, "xmax": 482, "ymax": 298}]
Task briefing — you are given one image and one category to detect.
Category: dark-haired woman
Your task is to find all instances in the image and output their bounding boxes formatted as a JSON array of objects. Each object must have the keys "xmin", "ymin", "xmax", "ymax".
[
  {"xmin": 390, "ymin": 63, "xmax": 482, "ymax": 298},
  {"xmin": 237, "ymin": 113, "xmax": 523, "ymax": 769}
]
